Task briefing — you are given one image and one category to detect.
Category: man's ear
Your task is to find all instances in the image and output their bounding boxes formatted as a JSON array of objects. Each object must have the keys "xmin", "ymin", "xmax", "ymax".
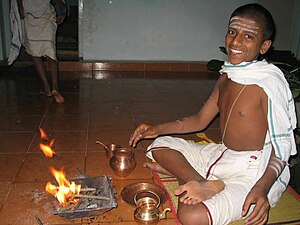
[{"xmin": 260, "ymin": 40, "xmax": 272, "ymax": 55}]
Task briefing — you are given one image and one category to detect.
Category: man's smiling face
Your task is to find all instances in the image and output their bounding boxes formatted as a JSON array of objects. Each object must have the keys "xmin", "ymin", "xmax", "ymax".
[{"xmin": 225, "ymin": 15, "xmax": 271, "ymax": 65}]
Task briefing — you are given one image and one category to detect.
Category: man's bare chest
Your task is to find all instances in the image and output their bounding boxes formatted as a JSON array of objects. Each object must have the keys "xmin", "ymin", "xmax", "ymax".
[{"xmin": 218, "ymin": 80, "xmax": 263, "ymax": 117}]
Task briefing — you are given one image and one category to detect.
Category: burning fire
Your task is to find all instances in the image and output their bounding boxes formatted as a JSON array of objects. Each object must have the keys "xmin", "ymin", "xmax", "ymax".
[
  {"xmin": 39, "ymin": 128, "xmax": 55, "ymax": 158},
  {"xmin": 39, "ymin": 128, "xmax": 49, "ymax": 140},
  {"xmin": 41, "ymin": 128, "xmax": 86, "ymax": 206},
  {"xmin": 46, "ymin": 167, "xmax": 81, "ymax": 205}
]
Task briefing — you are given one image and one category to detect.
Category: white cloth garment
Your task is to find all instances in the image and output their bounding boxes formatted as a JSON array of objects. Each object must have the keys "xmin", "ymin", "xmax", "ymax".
[
  {"xmin": 23, "ymin": 0, "xmax": 50, "ymax": 18},
  {"xmin": 22, "ymin": 6, "xmax": 57, "ymax": 60},
  {"xmin": 146, "ymin": 136, "xmax": 265, "ymax": 225},
  {"xmin": 220, "ymin": 60, "xmax": 297, "ymax": 160},
  {"xmin": 8, "ymin": 0, "xmax": 23, "ymax": 65},
  {"xmin": 21, "ymin": 0, "xmax": 57, "ymax": 60},
  {"xmin": 8, "ymin": 0, "xmax": 57, "ymax": 64},
  {"xmin": 220, "ymin": 60, "xmax": 297, "ymax": 200}
]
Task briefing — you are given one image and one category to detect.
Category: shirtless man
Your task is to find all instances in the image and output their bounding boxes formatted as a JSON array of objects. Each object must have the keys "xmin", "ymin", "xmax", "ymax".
[{"xmin": 129, "ymin": 3, "xmax": 297, "ymax": 225}]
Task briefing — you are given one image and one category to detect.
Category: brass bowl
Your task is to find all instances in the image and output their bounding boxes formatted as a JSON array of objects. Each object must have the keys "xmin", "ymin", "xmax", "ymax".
[{"xmin": 121, "ymin": 182, "xmax": 167, "ymax": 207}]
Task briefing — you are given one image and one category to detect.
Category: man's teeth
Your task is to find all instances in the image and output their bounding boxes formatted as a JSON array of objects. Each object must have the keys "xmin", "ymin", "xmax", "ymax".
[{"xmin": 231, "ymin": 49, "xmax": 243, "ymax": 54}]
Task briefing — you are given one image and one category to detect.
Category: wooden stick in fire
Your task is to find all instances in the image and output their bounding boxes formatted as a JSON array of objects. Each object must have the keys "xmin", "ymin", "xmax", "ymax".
[
  {"xmin": 79, "ymin": 188, "xmax": 97, "ymax": 192},
  {"xmin": 51, "ymin": 186, "xmax": 96, "ymax": 192},
  {"xmin": 74, "ymin": 194, "xmax": 110, "ymax": 200}
]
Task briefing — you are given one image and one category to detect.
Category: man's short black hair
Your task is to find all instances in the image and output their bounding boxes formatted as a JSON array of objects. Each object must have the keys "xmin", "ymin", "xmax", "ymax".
[{"xmin": 230, "ymin": 3, "xmax": 276, "ymax": 41}]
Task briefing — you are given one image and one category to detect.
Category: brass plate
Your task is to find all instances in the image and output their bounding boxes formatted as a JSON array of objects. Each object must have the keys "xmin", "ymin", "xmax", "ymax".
[{"xmin": 121, "ymin": 182, "xmax": 167, "ymax": 207}]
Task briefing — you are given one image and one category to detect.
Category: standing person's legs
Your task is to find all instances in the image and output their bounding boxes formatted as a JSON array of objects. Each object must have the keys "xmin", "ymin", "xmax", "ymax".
[
  {"xmin": 46, "ymin": 56, "xmax": 64, "ymax": 103},
  {"xmin": 33, "ymin": 56, "xmax": 52, "ymax": 96}
]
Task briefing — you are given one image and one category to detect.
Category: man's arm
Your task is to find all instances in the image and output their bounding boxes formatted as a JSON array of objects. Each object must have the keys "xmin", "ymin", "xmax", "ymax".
[
  {"xmin": 158, "ymin": 100, "xmax": 219, "ymax": 135},
  {"xmin": 51, "ymin": 0, "xmax": 66, "ymax": 25},
  {"xmin": 242, "ymin": 91, "xmax": 286, "ymax": 225},
  {"xmin": 242, "ymin": 150, "xmax": 285, "ymax": 225},
  {"xmin": 129, "ymin": 75, "xmax": 224, "ymax": 147},
  {"xmin": 150, "ymin": 74, "xmax": 225, "ymax": 135}
]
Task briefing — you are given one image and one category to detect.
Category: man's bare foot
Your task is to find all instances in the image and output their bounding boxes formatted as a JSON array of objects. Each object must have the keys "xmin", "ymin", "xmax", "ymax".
[
  {"xmin": 143, "ymin": 162, "xmax": 173, "ymax": 176},
  {"xmin": 40, "ymin": 89, "xmax": 52, "ymax": 97},
  {"xmin": 52, "ymin": 90, "xmax": 65, "ymax": 103},
  {"xmin": 174, "ymin": 180, "xmax": 225, "ymax": 205}
]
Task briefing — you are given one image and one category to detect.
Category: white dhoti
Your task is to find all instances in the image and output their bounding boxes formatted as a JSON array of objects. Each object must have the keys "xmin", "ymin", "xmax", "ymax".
[
  {"xmin": 23, "ymin": 6, "xmax": 57, "ymax": 61},
  {"xmin": 146, "ymin": 136, "xmax": 286, "ymax": 225}
]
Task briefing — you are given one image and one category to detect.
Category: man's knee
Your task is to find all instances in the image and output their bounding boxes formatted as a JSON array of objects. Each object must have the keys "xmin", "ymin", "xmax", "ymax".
[
  {"xmin": 151, "ymin": 147, "xmax": 182, "ymax": 159},
  {"xmin": 177, "ymin": 204, "xmax": 210, "ymax": 225},
  {"xmin": 151, "ymin": 147, "xmax": 170, "ymax": 160}
]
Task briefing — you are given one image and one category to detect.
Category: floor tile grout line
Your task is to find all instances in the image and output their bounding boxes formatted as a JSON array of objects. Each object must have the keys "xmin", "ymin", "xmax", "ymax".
[
  {"xmin": 83, "ymin": 81, "xmax": 93, "ymax": 173},
  {"xmin": 9, "ymin": 131, "xmax": 36, "ymax": 190},
  {"xmin": 38, "ymin": 97, "xmax": 54, "ymax": 130},
  {"xmin": 0, "ymin": 70, "xmax": 223, "ymax": 224},
  {"xmin": 9, "ymin": 98, "xmax": 53, "ymax": 188},
  {"xmin": 0, "ymin": 185, "xmax": 12, "ymax": 213},
  {"xmin": 120, "ymin": 72, "xmax": 145, "ymax": 128}
]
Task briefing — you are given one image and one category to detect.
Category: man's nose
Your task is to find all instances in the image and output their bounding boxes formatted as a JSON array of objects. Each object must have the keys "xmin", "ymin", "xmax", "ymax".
[{"xmin": 232, "ymin": 34, "xmax": 243, "ymax": 46}]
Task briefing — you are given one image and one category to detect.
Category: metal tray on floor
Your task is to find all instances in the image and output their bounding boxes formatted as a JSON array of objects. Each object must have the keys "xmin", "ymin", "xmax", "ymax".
[{"xmin": 53, "ymin": 176, "xmax": 117, "ymax": 219}]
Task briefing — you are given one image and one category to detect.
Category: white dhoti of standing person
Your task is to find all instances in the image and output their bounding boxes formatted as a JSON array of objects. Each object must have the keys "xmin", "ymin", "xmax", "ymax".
[{"xmin": 9, "ymin": 0, "xmax": 66, "ymax": 103}]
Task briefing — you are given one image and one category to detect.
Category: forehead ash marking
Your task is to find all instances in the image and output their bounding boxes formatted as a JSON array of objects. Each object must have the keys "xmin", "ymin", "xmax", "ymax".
[
  {"xmin": 229, "ymin": 16, "xmax": 260, "ymax": 34},
  {"xmin": 230, "ymin": 16, "xmax": 256, "ymax": 23}
]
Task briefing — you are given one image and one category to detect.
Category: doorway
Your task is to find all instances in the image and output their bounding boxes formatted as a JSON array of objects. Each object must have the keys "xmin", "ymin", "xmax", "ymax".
[{"xmin": 56, "ymin": 0, "xmax": 79, "ymax": 61}]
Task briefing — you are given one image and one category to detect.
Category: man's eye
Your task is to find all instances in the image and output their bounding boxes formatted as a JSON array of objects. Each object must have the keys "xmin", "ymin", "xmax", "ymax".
[
  {"xmin": 245, "ymin": 34, "xmax": 253, "ymax": 39},
  {"xmin": 228, "ymin": 30, "xmax": 235, "ymax": 35}
]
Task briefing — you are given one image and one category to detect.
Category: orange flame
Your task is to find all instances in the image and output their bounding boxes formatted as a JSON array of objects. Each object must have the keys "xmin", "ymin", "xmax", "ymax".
[
  {"xmin": 39, "ymin": 128, "xmax": 49, "ymax": 140},
  {"xmin": 39, "ymin": 143, "xmax": 55, "ymax": 158},
  {"xmin": 46, "ymin": 167, "xmax": 81, "ymax": 205},
  {"xmin": 39, "ymin": 128, "xmax": 55, "ymax": 158}
]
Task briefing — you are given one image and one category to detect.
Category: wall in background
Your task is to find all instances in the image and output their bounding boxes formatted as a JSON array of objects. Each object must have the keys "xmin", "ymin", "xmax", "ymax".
[
  {"xmin": 0, "ymin": 0, "xmax": 11, "ymax": 61},
  {"xmin": 259, "ymin": 0, "xmax": 295, "ymax": 51},
  {"xmin": 81, "ymin": 0, "xmax": 251, "ymax": 61},
  {"xmin": 290, "ymin": 0, "xmax": 300, "ymax": 59},
  {"xmin": 1, "ymin": 0, "xmax": 299, "ymax": 61}
]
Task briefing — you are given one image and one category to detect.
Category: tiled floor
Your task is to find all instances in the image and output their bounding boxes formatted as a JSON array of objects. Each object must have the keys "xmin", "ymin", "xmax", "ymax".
[{"xmin": 0, "ymin": 65, "xmax": 220, "ymax": 225}]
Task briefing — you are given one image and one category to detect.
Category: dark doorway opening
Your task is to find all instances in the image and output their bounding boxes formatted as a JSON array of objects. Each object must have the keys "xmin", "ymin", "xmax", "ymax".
[{"xmin": 56, "ymin": 0, "xmax": 78, "ymax": 61}]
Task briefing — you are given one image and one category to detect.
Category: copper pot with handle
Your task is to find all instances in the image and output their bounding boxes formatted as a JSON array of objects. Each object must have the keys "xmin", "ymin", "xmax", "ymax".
[{"xmin": 109, "ymin": 148, "xmax": 136, "ymax": 177}]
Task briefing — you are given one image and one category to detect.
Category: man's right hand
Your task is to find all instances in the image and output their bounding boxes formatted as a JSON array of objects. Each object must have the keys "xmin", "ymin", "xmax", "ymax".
[{"xmin": 129, "ymin": 123, "xmax": 159, "ymax": 147}]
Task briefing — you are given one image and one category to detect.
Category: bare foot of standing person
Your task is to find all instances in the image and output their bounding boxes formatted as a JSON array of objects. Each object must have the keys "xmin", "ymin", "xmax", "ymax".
[
  {"xmin": 52, "ymin": 90, "xmax": 65, "ymax": 103},
  {"xmin": 47, "ymin": 56, "xmax": 64, "ymax": 103},
  {"xmin": 40, "ymin": 89, "xmax": 52, "ymax": 97},
  {"xmin": 33, "ymin": 56, "xmax": 65, "ymax": 103}
]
